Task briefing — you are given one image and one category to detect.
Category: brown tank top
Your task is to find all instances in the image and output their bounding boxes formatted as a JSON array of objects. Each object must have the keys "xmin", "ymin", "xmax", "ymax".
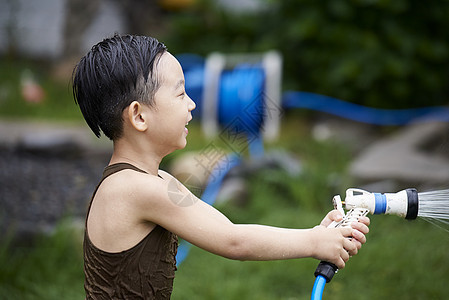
[{"xmin": 83, "ymin": 163, "xmax": 178, "ymax": 299}]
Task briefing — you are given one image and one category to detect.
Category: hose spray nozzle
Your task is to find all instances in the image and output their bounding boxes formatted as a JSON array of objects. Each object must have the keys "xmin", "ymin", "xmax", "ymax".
[
  {"xmin": 343, "ymin": 188, "xmax": 418, "ymax": 220},
  {"xmin": 314, "ymin": 187, "xmax": 419, "ymax": 291}
]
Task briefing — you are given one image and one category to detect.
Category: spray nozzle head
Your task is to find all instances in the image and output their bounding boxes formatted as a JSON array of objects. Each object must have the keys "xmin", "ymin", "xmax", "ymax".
[{"xmin": 343, "ymin": 188, "xmax": 419, "ymax": 219}]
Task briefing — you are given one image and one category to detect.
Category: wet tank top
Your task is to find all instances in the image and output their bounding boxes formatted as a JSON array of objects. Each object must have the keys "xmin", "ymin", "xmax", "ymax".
[{"xmin": 83, "ymin": 163, "xmax": 178, "ymax": 299}]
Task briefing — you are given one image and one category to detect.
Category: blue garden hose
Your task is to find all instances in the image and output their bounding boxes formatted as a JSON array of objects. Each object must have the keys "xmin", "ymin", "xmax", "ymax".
[
  {"xmin": 283, "ymin": 91, "xmax": 449, "ymax": 125},
  {"xmin": 179, "ymin": 52, "xmax": 449, "ymax": 128},
  {"xmin": 201, "ymin": 153, "xmax": 242, "ymax": 206},
  {"xmin": 312, "ymin": 261, "xmax": 339, "ymax": 300},
  {"xmin": 311, "ymin": 275, "xmax": 327, "ymax": 300}
]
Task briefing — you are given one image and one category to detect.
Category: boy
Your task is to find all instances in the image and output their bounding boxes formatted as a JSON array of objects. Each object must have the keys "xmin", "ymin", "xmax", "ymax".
[{"xmin": 72, "ymin": 34, "xmax": 369, "ymax": 299}]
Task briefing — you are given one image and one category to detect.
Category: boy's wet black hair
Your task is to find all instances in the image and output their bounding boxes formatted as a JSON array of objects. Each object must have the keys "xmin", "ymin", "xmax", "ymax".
[{"xmin": 72, "ymin": 34, "xmax": 167, "ymax": 140}]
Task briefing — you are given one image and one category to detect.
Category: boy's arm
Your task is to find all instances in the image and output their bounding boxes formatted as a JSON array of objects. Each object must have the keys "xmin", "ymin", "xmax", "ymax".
[{"xmin": 133, "ymin": 172, "xmax": 369, "ymax": 269}]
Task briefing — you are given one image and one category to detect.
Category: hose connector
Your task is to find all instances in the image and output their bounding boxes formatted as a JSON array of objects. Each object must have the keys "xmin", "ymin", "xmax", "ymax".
[{"xmin": 314, "ymin": 261, "xmax": 338, "ymax": 283}]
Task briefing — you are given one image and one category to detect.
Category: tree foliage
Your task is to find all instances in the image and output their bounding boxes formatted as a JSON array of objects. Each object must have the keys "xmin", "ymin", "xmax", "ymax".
[{"xmin": 165, "ymin": 0, "xmax": 449, "ymax": 108}]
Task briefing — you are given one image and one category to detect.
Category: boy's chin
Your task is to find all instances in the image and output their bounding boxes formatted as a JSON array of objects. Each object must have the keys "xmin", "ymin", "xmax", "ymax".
[
  {"xmin": 175, "ymin": 140, "xmax": 188, "ymax": 151},
  {"xmin": 179, "ymin": 141, "xmax": 187, "ymax": 149}
]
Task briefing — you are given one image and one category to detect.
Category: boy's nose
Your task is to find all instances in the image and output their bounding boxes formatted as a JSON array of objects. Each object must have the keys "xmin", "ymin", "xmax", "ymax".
[{"xmin": 188, "ymin": 95, "xmax": 196, "ymax": 111}]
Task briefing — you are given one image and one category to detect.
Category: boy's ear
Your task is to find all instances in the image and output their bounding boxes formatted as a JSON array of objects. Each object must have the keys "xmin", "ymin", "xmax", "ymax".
[{"xmin": 127, "ymin": 101, "xmax": 148, "ymax": 132}]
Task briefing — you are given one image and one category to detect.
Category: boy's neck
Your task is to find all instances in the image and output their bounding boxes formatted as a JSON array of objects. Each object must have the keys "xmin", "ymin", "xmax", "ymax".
[{"xmin": 109, "ymin": 140, "xmax": 163, "ymax": 176}]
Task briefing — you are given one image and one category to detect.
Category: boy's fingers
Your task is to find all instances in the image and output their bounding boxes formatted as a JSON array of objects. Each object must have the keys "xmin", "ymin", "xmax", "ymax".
[
  {"xmin": 358, "ymin": 216, "xmax": 371, "ymax": 226},
  {"xmin": 341, "ymin": 227, "xmax": 353, "ymax": 237},
  {"xmin": 351, "ymin": 238, "xmax": 362, "ymax": 251},
  {"xmin": 351, "ymin": 221, "xmax": 369, "ymax": 235},
  {"xmin": 343, "ymin": 238, "xmax": 358, "ymax": 256},
  {"xmin": 350, "ymin": 228, "xmax": 367, "ymax": 245},
  {"xmin": 336, "ymin": 258, "xmax": 346, "ymax": 270},
  {"xmin": 341, "ymin": 249, "xmax": 350, "ymax": 262}
]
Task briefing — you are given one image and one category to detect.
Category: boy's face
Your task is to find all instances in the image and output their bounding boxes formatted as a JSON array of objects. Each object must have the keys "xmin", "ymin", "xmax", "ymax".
[{"xmin": 145, "ymin": 52, "xmax": 196, "ymax": 152}]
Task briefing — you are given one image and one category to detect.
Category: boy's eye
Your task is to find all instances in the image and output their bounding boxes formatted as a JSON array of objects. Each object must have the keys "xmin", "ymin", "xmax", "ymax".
[{"xmin": 178, "ymin": 92, "xmax": 185, "ymax": 97}]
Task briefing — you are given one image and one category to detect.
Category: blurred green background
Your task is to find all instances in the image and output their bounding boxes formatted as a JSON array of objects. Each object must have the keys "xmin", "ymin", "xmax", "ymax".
[{"xmin": 1, "ymin": 0, "xmax": 448, "ymax": 299}]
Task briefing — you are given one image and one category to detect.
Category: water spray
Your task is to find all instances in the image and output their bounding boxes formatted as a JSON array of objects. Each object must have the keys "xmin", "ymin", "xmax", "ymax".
[
  {"xmin": 416, "ymin": 189, "xmax": 449, "ymax": 230},
  {"xmin": 312, "ymin": 187, "xmax": 449, "ymax": 299}
]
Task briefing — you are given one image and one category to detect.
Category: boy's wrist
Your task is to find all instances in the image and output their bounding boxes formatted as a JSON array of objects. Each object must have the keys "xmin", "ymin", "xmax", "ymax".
[{"xmin": 304, "ymin": 228, "xmax": 318, "ymax": 259}]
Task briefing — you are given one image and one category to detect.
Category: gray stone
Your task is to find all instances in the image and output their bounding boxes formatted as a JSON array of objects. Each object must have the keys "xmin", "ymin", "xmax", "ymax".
[{"xmin": 350, "ymin": 122, "xmax": 449, "ymax": 186}]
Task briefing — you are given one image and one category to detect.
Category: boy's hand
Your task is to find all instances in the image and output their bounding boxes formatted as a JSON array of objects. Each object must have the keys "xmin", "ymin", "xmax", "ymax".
[
  {"xmin": 311, "ymin": 210, "xmax": 370, "ymax": 269},
  {"xmin": 321, "ymin": 210, "xmax": 370, "ymax": 246}
]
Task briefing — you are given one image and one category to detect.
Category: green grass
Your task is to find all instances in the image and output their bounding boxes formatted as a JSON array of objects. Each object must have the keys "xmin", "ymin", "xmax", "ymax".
[{"xmin": 0, "ymin": 220, "xmax": 85, "ymax": 300}]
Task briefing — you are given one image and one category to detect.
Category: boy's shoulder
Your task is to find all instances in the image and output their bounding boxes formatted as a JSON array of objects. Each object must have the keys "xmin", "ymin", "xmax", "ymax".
[
  {"xmin": 111, "ymin": 168, "xmax": 180, "ymax": 199},
  {"xmin": 106, "ymin": 168, "xmax": 186, "ymax": 224},
  {"xmin": 100, "ymin": 167, "xmax": 170, "ymax": 198},
  {"xmin": 97, "ymin": 167, "xmax": 177, "ymax": 217}
]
